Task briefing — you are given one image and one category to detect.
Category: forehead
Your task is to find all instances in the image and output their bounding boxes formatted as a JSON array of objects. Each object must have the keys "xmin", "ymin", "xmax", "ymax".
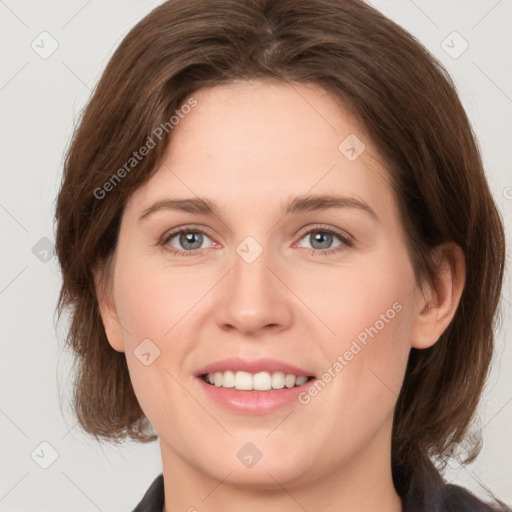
[{"xmin": 124, "ymin": 80, "xmax": 395, "ymax": 223}]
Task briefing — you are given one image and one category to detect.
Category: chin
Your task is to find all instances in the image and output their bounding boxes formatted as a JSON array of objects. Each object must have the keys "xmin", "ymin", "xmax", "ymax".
[{"xmin": 192, "ymin": 437, "xmax": 322, "ymax": 490}]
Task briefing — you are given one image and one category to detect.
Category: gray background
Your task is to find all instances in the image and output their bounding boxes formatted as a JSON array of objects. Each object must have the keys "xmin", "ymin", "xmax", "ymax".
[{"xmin": 1, "ymin": 0, "xmax": 511, "ymax": 510}]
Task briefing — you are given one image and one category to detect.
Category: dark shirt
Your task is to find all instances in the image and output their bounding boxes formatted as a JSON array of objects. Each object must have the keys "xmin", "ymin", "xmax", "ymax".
[{"xmin": 131, "ymin": 474, "xmax": 164, "ymax": 512}]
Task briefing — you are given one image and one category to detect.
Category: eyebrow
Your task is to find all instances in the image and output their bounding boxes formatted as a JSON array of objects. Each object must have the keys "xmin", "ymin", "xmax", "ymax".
[{"xmin": 138, "ymin": 194, "xmax": 379, "ymax": 222}]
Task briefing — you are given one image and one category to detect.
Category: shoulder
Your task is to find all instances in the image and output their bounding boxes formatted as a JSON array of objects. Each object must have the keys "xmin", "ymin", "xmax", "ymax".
[
  {"xmin": 395, "ymin": 461, "xmax": 511, "ymax": 512},
  {"xmin": 416, "ymin": 483, "xmax": 512, "ymax": 512},
  {"xmin": 131, "ymin": 473, "xmax": 164, "ymax": 512}
]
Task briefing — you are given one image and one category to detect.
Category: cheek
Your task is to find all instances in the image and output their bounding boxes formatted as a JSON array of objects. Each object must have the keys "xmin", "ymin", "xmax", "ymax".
[
  {"xmin": 304, "ymin": 251, "xmax": 414, "ymax": 413},
  {"xmin": 111, "ymin": 253, "xmax": 201, "ymax": 432},
  {"xmin": 305, "ymin": 252, "xmax": 414, "ymax": 350},
  {"xmin": 112, "ymin": 253, "xmax": 203, "ymax": 345}
]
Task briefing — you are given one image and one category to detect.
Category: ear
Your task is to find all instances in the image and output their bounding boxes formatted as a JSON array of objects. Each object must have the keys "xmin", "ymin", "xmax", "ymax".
[
  {"xmin": 92, "ymin": 257, "xmax": 125, "ymax": 353},
  {"xmin": 410, "ymin": 242, "xmax": 466, "ymax": 350}
]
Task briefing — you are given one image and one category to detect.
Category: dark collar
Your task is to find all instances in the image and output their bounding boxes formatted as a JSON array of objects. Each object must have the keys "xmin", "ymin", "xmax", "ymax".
[{"xmin": 131, "ymin": 474, "xmax": 164, "ymax": 512}]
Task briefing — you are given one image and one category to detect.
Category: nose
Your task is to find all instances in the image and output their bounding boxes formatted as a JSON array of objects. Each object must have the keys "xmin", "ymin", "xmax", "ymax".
[{"xmin": 214, "ymin": 243, "xmax": 294, "ymax": 336}]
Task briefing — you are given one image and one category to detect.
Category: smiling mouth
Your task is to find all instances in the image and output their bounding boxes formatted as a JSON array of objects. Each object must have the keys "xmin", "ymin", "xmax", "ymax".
[{"xmin": 200, "ymin": 370, "xmax": 315, "ymax": 391}]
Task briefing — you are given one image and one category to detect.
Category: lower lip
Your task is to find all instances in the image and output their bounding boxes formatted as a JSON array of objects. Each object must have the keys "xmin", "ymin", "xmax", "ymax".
[{"xmin": 196, "ymin": 377, "xmax": 316, "ymax": 414}]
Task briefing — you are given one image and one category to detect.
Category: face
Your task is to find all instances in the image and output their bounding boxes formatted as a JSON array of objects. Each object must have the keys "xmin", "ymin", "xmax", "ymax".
[{"xmin": 99, "ymin": 80, "xmax": 426, "ymax": 490}]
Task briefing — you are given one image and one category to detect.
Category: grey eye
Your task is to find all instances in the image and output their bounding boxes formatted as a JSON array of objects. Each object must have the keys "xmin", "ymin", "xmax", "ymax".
[
  {"xmin": 299, "ymin": 231, "xmax": 343, "ymax": 251},
  {"xmin": 169, "ymin": 231, "xmax": 211, "ymax": 251}
]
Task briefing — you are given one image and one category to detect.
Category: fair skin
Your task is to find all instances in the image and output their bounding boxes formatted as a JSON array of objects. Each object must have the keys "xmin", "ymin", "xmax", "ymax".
[{"xmin": 95, "ymin": 80, "xmax": 465, "ymax": 512}]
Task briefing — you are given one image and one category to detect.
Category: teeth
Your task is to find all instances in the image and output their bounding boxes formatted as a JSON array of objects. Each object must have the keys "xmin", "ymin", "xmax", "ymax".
[
  {"xmin": 223, "ymin": 370, "xmax": 235, "ymax": 388},
  {"xmin": 203, "ymin": 370, "xmax": 310, "ymax": 390},
  {"xmin": 285, "ymin": 374, "xmax": 295, "ymax": 388},
  {"xmin": 295, "ymin": 375, "xmax": 308, "ymax": 386},
  {"xmin": 271, "ymin": 371, "xmax": 285, "ymax": 389},
  {"xmin": 253, "ymin": 371, "xmax": 272, "ymax": 390},
  {"xmin": 235, "ymin": 371, "xmax": 253, "ymax": 390}
]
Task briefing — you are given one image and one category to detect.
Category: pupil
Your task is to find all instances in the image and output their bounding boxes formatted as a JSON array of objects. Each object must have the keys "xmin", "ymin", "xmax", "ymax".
[
  {"xmin": 181, "ymin": 232, "xmax": 202, "ymax": 250},
  {"xmin": 312, "ymin": 232, "xmax": 332, "ymax": 250}
]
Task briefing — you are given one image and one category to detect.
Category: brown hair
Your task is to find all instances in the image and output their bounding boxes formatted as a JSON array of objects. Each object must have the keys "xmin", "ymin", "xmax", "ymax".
[{"xmin": 54, "ymin": 0, "xmax": 507, "ymax": 509}]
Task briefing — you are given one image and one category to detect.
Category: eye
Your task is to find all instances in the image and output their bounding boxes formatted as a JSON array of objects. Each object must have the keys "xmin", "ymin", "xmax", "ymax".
[
  {"xmin": 295, "ymin": 225, "xmax": 353, "ymax": 256},
  {"xmin": 161, "ymin": 227, "xmax": 215, "ymax": 257},
  {"xmin": 160, "ymin": 224, "xmax": 353, "ymax": 257}
]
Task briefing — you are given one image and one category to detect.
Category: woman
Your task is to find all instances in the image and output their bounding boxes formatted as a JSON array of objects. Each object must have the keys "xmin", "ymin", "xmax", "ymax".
[{"xmin": 54, "ymin": 0, "xmax": 509, "ymax": 510}]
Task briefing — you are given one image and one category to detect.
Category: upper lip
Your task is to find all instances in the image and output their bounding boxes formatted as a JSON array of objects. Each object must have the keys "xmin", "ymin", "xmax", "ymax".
[{"xmin": 195, "ymin": 357, "xmax": 315, "ymax": 377}]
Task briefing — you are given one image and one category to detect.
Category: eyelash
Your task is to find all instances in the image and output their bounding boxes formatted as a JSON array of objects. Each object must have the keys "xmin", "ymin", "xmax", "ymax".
[{"xmin": 159, "ymin": 224, "xmax": 354, "ymax": 258}]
